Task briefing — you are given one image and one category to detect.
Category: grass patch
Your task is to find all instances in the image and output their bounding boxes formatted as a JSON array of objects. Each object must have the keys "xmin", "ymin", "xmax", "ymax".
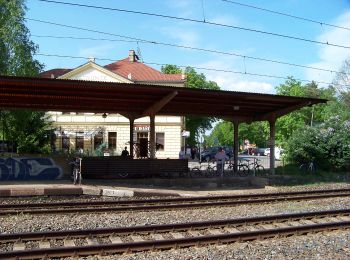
[{"xmin": 272, "ymin": 163, "xmax": 350, "ymax": 185}]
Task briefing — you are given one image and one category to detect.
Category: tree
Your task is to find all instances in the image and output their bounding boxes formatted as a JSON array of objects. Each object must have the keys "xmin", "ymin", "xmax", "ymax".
[
  {"xmin": 0, "ymin": 1, "xmax": 52, "ymax": 154},
  {"xmin": 205, "ymin": 121, "xmax": 269, "ymax": 149},
  {"xmin": 333, "ymin": 58, "xmax": 350, "ymax": 93},
  {"xmin": 4, "ymin": 110, "xmax": 53, "ymax": 153},
  {"xmin": 0, "ymin": 0, "xmax": 43, "ymax": 76},
  {"xmin": 286, "ymin": 116, "xmax": 350, "ymax": 171},
  {"xmin": 333, "ymin": 58, "xmax": 350, "ymax": 113},
  {"xmin": 162, "ymin": 65, "xmax": 220, "ymax": 146},
  {"xmin": 275, "ymin": 77, "xmax": 336, "ymax": 145}
]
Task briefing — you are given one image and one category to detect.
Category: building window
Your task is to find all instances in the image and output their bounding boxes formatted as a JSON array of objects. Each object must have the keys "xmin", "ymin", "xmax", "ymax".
[
  {"xmin": 156, "ymin": 133, "xmax": 164, "ymax": 151},
  {"xmin": 94, "ymin": 134, "xmax": 103, "ymax": 150},
  {"xmin": 76, "ymin": 135, "xmax": 84, "ymax": 150},
  {"xmin": 108, "ymin": 132, "xmax": 117, "ymax": 150},
  {"xmin": 62, "ymin": 136, "xmax": 70, "ymax": 151}
]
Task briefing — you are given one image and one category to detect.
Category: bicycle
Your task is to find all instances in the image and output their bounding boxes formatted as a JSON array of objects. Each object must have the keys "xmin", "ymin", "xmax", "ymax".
[
  {"xmin": 226, "ymin": 159, "xmax": 250, "ymax": 177},
  {"xmin": 247, "ymin": 158, "xmax": 265, "ymax": 176},
  {"xmin": 190, "ymin": 159, "xmax": 217, "ymax": 178},
  {"xmin": 69, "ymin": 157, "xmax": 82, "ymax": 185},
  {"xmin": 299, "ymin": 160, "xmax": 316, "ymax": 174}
]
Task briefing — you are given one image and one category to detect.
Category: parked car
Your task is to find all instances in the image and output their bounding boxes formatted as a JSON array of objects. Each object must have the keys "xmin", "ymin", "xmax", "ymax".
[
  {"xmin": 200, "ymin": 146, "xmax": 232, "ymax": 162},
  {"xmin": 264, "ymin": 147, "xmax": 283, "ymax": 160},
  {"xmin": 240, "ymin": 148, "xmax": 266, "ymax": 156},
  {"xmin": 255, "ymin": 148, "xmax": 268, "ymax": 156}
]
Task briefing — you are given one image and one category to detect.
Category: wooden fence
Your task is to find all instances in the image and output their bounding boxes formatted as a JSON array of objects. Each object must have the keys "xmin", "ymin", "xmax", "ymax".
[{"xmin": 82, "ymin": 157, "xmax": 188, "ymax": 179}]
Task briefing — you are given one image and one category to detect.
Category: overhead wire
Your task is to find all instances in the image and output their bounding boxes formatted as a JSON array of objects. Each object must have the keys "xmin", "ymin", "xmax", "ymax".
[
  {"xmin": 221, "ymin": 0, "xmax": 350, "ymax": 32},
  {"xmin": 35, "ymin": 0, "xmax": 350, "ymax": 49},
  {"xmin": 29, "ymin": 29, "xmax": 347, "ymax": 76},
  {"xmin": 35, "ymin": 52, "xmax": 346, "ymax": 87}
]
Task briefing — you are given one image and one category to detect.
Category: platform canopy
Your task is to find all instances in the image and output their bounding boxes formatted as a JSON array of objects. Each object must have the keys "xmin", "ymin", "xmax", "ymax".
[{"xmin": 0, "ymin": 75, "xmax": 327, "ymax": 122}]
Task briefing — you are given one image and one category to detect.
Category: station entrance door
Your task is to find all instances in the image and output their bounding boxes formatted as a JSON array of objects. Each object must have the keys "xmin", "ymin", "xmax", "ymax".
[{"xmin": 137, "ymin": 132, "xmax": 149, "ymax": 158}]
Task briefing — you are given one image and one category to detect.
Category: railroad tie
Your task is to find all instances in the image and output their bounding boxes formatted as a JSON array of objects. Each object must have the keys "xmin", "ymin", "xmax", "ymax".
[
  {"xmin": 339, "ymin": 216, "xmax": 350, "ymax": 221},
  {"xmin": 273, "ymin": 222, "xmax": 290, "ymax": 228},
  {"xmin": 259, "ymin": 224, "xmax": 276, "ymax": 230},
  {"xmin": 151, "ymin": 233, "xmax": 165, "ymax": 240},
  {"xmin": 289, "ymin": 221, "xmax": 302, "ymax": 226},
  {"xmin": 224, "ymin": 227, "xmax": 240, "ymax": 233},
  {"xmin": 86, "ymin": 238, "xmax": 99, "ymax": 246},
  {"xmin": 314, "ymin": 218, "xmax": 328, "ymax": 224},
  {"xmin": 207, "ymin": 229, "xmax": 224, "ymax": 235},
  {"xmin": 328, "ymin": 217, "xmax": 343, "ymax": 222},
  {"xmin": 171, "ymin": 232, "xmax": 185, "ymax": 239},
  {"xmin": 109, "ymin": 236, "xmax": 123, "ymax": 244},
  {"xmin": 13, "ymin": 242, "xmax": 25, "ymax": 251},
  {"xmin": 130, "ymin": 235, "xmax": 145, "ymax": 242},
  {"xmin": 38, "ymin": 240, "xmax": 51, "ymax": 249},
  {"xmin": 63, "ymin": 239, "xmax": 76, "ymax": 247},
  {"xmin": 244, "ymin": 225, "xmax": 259, "ymax": 232},
  {"xmin": 301, "ymin": 219, "xmax": 317, "ymax": 225},
  {"xmin": 188, "ymin": 230, "xmax": 202, "ymax": 237}
]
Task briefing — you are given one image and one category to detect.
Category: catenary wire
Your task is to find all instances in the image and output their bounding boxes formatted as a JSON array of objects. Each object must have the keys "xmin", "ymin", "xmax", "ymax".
[
  {"xmin": 35, "ymin": 0, "xmax": 350, "ymax": 49},
  {"xmin": 29, "ymin": 30, "xmax": 347, "ymax": 76},
  {"xmin": 35, "ymin": 52, "xmax": 345, "ymax": 87},
  {"xmin": 221, "ymin": 0, "xmax": 350, "ymax": 32}
]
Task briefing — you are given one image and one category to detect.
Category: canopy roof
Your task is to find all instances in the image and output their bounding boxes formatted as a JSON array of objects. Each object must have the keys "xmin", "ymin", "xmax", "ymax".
[{"xmin": 0, "ymin": 76, "xmax": 327, "ymax": 122}]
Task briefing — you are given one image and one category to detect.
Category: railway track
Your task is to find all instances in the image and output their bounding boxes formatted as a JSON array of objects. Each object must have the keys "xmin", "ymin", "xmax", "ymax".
[
  {"xmin": 0, "ymin": 209, "xmax": 349, "ymax": 259},
  {"xmin": 0, "ymin": 188, "xmax": 349, "ymax": 215}
]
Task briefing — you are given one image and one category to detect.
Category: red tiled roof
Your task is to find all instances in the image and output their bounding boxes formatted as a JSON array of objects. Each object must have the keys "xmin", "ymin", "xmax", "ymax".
[
  {"xmin": 39, "ymin": 69, "xmax": 72, "ymax": 79},
  {"xmin": 104, "ymin": 58, "xmax": 184, "ymax": 82}
]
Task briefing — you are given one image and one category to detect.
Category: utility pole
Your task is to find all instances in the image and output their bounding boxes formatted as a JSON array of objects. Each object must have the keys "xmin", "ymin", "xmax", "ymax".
[{"xmin": 0, "ymin": 110, "xmax": 3, "ymax": 151}]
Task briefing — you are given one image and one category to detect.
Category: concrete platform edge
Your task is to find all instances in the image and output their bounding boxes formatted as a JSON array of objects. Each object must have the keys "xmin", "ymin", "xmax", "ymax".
[{"xmin": 0, "ymin": 186, "xmax": 183, "ymax": 197}]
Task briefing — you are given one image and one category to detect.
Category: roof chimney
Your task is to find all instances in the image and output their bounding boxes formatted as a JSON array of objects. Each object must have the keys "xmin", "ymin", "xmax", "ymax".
[
  {"xmin": 129, "ymin": 50, "xmax": 136, "ymax": 62},
  {"xmin": 181, "ymin": 69, "xmax": 186, "ymax": 80}
]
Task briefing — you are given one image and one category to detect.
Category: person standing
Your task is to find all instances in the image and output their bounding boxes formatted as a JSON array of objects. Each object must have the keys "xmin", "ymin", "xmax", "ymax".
[
  {"xmin": 121, "ymin": 146, "xmax": 129, "ymax": 157},
  {"xmin": 179, "ymin": 147, "xmax": 185, "ymax": 159},
  {"xmin": 215, "ymin": 147, "xmax": 226, "ymax": 177}
]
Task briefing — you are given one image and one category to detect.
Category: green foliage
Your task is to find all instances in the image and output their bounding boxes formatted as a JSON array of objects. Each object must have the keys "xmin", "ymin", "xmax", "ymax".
[
  {"xmin": 161, "ymin": 65, "xmax": 219, "ymax": 145},
  {"xmin": 0, "ymin": 1, "xmax": 52, "ymax": 154},
  {"xmin": 0, "ymin": 0, "xmax": 43, "ymax": 76},
  {"xmin": 275, "ymin": 77, "xmax": 337, "ymax": 146},
  {"xmin": 205, "ymin": 121, "xmax": 233, "ymax": 146},
  {"xmin": 93, "ymin": 142, "xmax": 107, "ymax": 156},
  {"xmin": 238, "ymin": 122, "xmax": 269, "ymax": 148},
  {"xmin": 205, "ymin": 121, "xmax": 269, "ymax": 148},
  {"xmin": 286, "ymin": 116, "xmax": 350, "ymax": 170},
  {"xmin": 3, "ymin": 111, "xmax": 54, "ymax": 153}
]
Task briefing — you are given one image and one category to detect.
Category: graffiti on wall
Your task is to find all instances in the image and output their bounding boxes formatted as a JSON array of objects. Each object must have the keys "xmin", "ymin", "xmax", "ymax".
[{"xmin": 0, "ymin": 157, "xmax": 63, "ymax": 181}]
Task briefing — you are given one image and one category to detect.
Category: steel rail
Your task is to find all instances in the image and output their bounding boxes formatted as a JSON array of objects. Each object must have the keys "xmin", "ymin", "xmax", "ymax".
[
  {"xmin": 0, "ymin": 208, "xmax": 349, "ymax": 243},
  {"xmin": 1, "ymin": 188, "xmax": 349, "ymax": 209},
  {"xmin": 1, "ymin": 221, "xmax": 349, "ymax": 259},
  {"xmin": 1, "ymin": 189, "xmax": 350, "ymax": 209},
  {"xmin": 0, "ymin": 192, "xmax": 349, "ymax": 215}
]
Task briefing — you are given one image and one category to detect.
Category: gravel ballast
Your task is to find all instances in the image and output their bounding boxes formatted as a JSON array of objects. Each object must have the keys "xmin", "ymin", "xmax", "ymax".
[{"xmin": 0, "ymin": 183, "xmax": 349, "ymax": 259}]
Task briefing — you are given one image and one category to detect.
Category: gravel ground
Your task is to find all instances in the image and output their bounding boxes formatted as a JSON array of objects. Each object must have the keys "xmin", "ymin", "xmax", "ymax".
[
  {"xmin": 0, "ymin": 196, "xmax": 349, "ymax": 234},
  {"xmin": 1, "ymin": 183, "xmax": 349, "ymax": 206},
  {"xmin": 0, "ymin": 195, "xmax": 176, "ymax": 205},
  {"xmin": 0, "ymin": 183, "xmax": 349, "ymax": 259},
  {"xmin": 71, "ymin": 230, "xmax": 350, "ymax": 260}
]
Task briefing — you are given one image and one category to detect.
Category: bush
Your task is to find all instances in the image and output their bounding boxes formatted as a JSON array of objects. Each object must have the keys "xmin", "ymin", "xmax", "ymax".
[{"xmin": 286, "ymin": 116, "xmax": 350, "ymax": 170}]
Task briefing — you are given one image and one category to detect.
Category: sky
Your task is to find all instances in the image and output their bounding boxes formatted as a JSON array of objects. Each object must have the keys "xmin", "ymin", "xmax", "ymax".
[{"xmin": 25, "ymin": 0, "xmax": 350, "ymax": 94}]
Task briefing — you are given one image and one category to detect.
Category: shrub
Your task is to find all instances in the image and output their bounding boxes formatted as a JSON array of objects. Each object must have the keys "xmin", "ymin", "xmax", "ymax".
[{"xmin": 286, "ymin": 116, "xmax": 350, "ymax": 170}]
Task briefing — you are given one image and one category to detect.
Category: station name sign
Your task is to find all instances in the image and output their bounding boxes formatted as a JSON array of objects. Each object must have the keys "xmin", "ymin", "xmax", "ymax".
[{"xmin": 134, "ymin": 125, "xmax": 150, "ymax": 132}]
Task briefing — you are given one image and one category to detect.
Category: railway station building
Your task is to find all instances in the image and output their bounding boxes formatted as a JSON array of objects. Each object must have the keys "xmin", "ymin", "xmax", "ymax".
[{"xmin": 40, "ymin": 50, "xmax": 186, "ymax": 159}]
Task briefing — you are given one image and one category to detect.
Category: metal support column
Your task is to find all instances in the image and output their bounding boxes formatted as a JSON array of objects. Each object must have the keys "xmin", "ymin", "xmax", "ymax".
[
  {"xmin": 129, "ymin": 118, "xmax": 134, "ymax": 158},
  {"xmin": 269, "ymin": 118, "xmax": 276, "ymax": 175},
  {"xmin": 149, "ymin": 114, "xmax": 155, "ymax": 159},
  {"xmin": 233, "ymin": 121, "xmax": 239, "ymax": 173}
]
